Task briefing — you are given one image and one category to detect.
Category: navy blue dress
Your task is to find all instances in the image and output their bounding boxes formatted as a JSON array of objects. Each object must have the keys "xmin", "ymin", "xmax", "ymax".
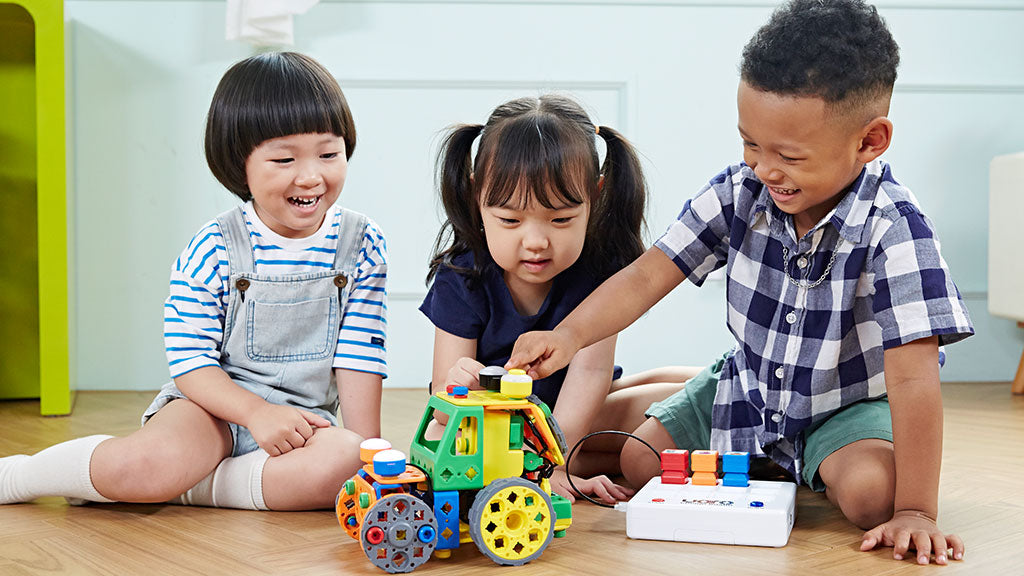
[{"xmin": 420, "ymin": 251, "xmax": 621, "ymax": 408}]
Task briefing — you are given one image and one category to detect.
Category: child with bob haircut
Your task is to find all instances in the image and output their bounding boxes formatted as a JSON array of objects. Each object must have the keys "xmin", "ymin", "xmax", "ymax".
[
  {"xmin": 509, "ymin": 0, "xmax": 973, "ymax": 564},
  {"xmin": 422, "ymin": 95, "xmax": 688, "ymax": 504},
  {"xmin": 0, "ymin": 52, "xmax": 387, "ymax": 511}
]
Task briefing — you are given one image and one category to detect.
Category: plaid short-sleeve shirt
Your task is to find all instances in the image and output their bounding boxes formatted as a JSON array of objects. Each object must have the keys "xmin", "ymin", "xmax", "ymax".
[{"xmin": 655, "ymin": 159, "xmax": 974, "ymax": 481}]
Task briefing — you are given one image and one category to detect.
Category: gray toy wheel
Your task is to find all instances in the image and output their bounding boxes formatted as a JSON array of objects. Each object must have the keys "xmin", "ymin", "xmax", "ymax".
[
  {"xmin": 468, "ymin": 477, "xmax": 556, "ymax": 566},
  {"xmin": 360, "ymin": 494, "xmax": 438, "ymax": 573}
]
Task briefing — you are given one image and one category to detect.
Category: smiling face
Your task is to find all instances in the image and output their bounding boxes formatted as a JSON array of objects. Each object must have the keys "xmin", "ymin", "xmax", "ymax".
[
  {"xmin": 244, "ymin": 132, "xmax": 347, "ymax": 238},
  {"xmin": 737, "ymin": 81, "xmax": 872, "ymax": 237},
  {"xmin": 479, "ymin": 188, "xmax": 589, "ymax": 313}
]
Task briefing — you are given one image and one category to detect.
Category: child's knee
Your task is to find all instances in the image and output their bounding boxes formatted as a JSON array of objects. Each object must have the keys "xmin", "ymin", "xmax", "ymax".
[
  {"xmin": 834, "ymin": 480, "xmax": 894, "ymax": 529},
  {"xmin": 305, "ymin": 428, "xmax": 364, "ymax": 493},
  {"xmin": 620, "ymin": 438, "xmax": 660, "ymax": 489},
  {"xmin": 821, "ymin": 444, "xmax": 896, "ymax": 529},
  {"xmin": 619, "ymin": 417, "xmax": 677, "ymax": 489}
]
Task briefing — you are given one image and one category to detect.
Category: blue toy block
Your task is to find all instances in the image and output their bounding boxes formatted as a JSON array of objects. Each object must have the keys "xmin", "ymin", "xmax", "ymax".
[
  {"xmin": 722, "ymin": 473, "xmax": 750, "ymax": 487},
  {"xmin": 372, "ymin": 482, "xmax": 404, "ymax": 499},
  {"xmin": 433, "ymin": 490, "xmax": 460, "ymax": 550},
  {"xmin": 722, "ymin": 451, "xmax": 750, "ymax": 474}
]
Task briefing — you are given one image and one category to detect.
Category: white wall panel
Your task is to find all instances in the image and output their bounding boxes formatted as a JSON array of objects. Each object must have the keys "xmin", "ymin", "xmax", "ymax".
[
  {"xmin": 886, "ymin": 89, "xmax": 1024, "ymax": 292},
  {"xmin": 66, "ymin": 1, "xmax": 1024, "ymax": 389}
]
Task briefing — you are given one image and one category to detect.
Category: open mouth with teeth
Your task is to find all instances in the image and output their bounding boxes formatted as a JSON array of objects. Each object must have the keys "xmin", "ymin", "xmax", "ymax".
[
  {"xmin": 288, "ymin": 195, "xmax": 321, "ymax": 207},
  {"xmin": 769, "ymin": 186, "xmax": 799, "ymax": 196}
]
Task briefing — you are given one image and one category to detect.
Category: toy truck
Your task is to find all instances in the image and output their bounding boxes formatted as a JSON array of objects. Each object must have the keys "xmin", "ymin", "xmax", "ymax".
[{"xmin": 335, "ymin": 369, "xmax": 573, "ymax": 573}]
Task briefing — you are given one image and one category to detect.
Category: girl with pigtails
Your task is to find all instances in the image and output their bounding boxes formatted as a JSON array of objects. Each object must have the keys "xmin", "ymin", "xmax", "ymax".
[{"xmin": 420, "ymin": 95, "xmax": 693, "ymax": 504}]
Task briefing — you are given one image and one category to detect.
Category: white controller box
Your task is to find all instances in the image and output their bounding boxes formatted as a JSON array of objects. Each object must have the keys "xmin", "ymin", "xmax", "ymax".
[{"xmin": 620, "ymin": 477, "xmax": 797, "ymax": 547}]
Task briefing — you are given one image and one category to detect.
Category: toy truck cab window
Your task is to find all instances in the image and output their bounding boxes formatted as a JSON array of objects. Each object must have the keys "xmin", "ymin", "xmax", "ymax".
[{"xmin": 413, "ymin": 406, "xmax": 451, "ymax": 454}]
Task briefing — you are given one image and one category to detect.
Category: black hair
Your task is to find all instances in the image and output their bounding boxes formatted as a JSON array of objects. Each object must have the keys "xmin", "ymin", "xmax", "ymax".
[
  {"xmin": 741, "ymin": 0, "xmax": 900, "ymax": 112},
  {"xmin": 426, "ymin": 95, "xmax": 647, "ymax": 286},
  {"xmin": 205, "ymin": 52, "xmax": 356, "ymax": 201}
]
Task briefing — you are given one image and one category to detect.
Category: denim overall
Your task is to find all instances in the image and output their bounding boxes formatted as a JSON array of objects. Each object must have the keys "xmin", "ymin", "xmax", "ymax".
[{"xmin": 143, "ymin": 205, "xmax": 368, "ymax": 456}]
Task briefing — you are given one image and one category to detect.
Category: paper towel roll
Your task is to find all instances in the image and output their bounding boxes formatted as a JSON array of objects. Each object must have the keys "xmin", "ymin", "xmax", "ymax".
[{"xmin": 226, "ymin": 0, "xmax": 321, "ymax": 47}]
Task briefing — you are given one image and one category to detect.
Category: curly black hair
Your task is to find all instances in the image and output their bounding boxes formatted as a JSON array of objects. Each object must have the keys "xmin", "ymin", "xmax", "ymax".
[{"xmin": 741, "ymin": 0, "xmax": 900, "ymax": 108}]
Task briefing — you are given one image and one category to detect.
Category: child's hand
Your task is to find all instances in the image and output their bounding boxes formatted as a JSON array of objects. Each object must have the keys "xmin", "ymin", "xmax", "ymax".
[
  {"xmin": 246, "ymin": 403, "xmax": 331, "ymax": 456},
  {"xmin": 860, "ymin": 510, "xmax": 964, "ymax": 565},
  {"xmin": 548, "ymin": 468, "xmax": 634, "ymax": 505},
  {"xmin": 506, "ymin": 330, "xmax": 579, "ymax": 380},
  {"xmin": 445, "ymin": 357, "xmax": 486, "ymax": 390}
]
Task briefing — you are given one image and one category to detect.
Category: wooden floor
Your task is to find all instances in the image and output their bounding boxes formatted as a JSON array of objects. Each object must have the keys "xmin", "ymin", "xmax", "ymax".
[{"xmin": 1, "ymin": 383, "xmax": 1021, "ymax": 575}]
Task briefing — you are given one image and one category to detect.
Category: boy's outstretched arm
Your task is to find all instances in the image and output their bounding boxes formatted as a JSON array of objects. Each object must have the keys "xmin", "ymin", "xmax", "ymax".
[
  {"xmin": 861, "ymin": 335, "xmax": 964, "ymax": 565},
  {"xmin": 508, "ymin": 247, "xmax": 685, "ymax": 379},
  {"xmin": 549, "ymin": 334, "xmax": 633, "ymax": 505}
]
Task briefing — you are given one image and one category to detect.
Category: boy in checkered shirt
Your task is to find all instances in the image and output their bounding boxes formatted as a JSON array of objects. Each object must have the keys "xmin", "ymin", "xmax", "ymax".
[{"xmin": 507, "ymin": 0, "xmax": 973, "ymax": 566}]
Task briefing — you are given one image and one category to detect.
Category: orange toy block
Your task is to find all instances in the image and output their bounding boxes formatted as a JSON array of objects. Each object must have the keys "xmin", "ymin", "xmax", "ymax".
[
  {"xmin": 691, "ymin": 471, "xmax": 718, "ymax": 486},
  {"xmin": 691, "ymin": 450, "xmax": 719, "ymax": 474},
  {"xmin": 660, "ymin": 449, "xmax": 689, "ymax": 472},
  {"xmin": 661, "ymin": 470, "xmax": 689, "ymax": 485}
]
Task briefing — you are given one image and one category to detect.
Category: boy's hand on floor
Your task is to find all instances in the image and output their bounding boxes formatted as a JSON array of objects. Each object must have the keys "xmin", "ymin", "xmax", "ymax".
[
  {"xmin": 860, "ymin": 510, "xmax": 964, "ymax": 565},
  {"xmin": 548, "ymin": 468, "xmax": 634, "ymax": 505},
  {"xmin": 247, "ymin": 404, "xmax": 331, "ymax": 457}
]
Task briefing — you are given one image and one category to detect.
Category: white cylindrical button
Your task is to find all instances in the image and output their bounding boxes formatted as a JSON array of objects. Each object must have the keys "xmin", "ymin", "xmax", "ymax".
[
  {"xmin": 797, "ymin": 257, "xmax": 808, "ymax": 269},
  {"xmin": 771, "ymin": 412, "xmax": 783, "ymax": 423},
  {"xmin": 774, "ymin": 367, "xmax": 784, "ymax": 379},
  {"xmin": 786, "ymin": 312, "xmax": 797, "ymax": 324},
  {"xmin": 372, "ymin": 449, "xmax": 407, "ymax": 477}
]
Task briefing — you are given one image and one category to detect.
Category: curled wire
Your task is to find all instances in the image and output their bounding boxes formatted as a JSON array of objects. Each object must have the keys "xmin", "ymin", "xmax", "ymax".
[{"xmin": 564, "ymin": 430, "xmax": 662, "ymax": 508}]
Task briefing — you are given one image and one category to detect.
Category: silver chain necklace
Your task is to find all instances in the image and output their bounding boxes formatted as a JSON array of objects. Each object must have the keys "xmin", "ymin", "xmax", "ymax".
[{"xmin": 781, "ymin": 238, "xmax": 844, "ymax": 289}]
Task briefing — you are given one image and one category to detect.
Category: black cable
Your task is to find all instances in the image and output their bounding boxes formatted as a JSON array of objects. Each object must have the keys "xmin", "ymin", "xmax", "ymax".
[{"xmin": 564, "ymin": 430, "xmax": 662, "ymax": 509}]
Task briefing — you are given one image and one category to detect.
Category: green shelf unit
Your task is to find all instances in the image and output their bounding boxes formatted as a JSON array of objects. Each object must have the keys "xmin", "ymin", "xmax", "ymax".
[{"xmin": 0, "ymin": 0, "xmax": 74, "ymax": 415}]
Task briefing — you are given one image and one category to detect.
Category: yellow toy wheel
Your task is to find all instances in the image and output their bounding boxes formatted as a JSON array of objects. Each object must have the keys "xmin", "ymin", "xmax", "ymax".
[{"xmin": 468, "ymin": 477, "xmax": 555, "ymax": 566}]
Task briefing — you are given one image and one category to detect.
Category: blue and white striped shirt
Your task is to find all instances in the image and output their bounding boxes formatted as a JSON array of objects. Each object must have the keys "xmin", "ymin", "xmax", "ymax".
[
  {"xmin": 655, "ymin": 159, "xmax": 973, "ymax": 481},
  {"xmin": 164, "ymin": 202, "xmax": 388, "ymax": 379}
]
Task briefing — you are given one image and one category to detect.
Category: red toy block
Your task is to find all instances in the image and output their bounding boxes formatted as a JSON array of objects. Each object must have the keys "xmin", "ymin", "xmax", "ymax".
[
  {"xmin": 691, "ymin": 471, "xmax": 718, "ymax": 486},
  {"xmin": 660, "ymin": 449, "xmax": 689, "ymax": 472},
  {"xmin": 661, "ymin": 470, "xmax": 689, "ymax": 485},
  {"xmin": 691, "ymin": 450, "xmax": 719, "ymax": 474}
]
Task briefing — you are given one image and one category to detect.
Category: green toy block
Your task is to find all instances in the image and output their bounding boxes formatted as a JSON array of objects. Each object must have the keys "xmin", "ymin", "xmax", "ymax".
[
  {"xmin": 550, "ymin": 492, "xmax": 573, "ymax": 526},
  {"xmin": 509, "ymin": 415, "xmax": 524, "ymax": 449}
]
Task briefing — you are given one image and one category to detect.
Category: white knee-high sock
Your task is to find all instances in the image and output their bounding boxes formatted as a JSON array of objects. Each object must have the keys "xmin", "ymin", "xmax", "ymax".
[
  {"xmin": 167, "ymin": 449, "xmax": 269, "ymax": 510},
  {"xmin": 0, "ymin": 435, "xmax": 115, "ymax": 505}
]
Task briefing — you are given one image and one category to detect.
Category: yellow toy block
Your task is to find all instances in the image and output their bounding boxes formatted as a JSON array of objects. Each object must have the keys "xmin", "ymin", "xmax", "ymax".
[{"xmin": 500, "ymin": 369, "xmax": 533, "ymax": 398}]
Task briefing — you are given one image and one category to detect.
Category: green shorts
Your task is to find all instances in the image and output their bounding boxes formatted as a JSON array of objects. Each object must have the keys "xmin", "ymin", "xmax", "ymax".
[{"xmin": 645, "ymin": 351, "xmax": 893, "ymax": 492}]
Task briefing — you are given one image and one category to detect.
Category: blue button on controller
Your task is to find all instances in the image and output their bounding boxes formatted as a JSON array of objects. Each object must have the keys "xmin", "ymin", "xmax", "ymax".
[{"xmin": 750, "ymin": 501, "xmax": 764, "ymax": 507}]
